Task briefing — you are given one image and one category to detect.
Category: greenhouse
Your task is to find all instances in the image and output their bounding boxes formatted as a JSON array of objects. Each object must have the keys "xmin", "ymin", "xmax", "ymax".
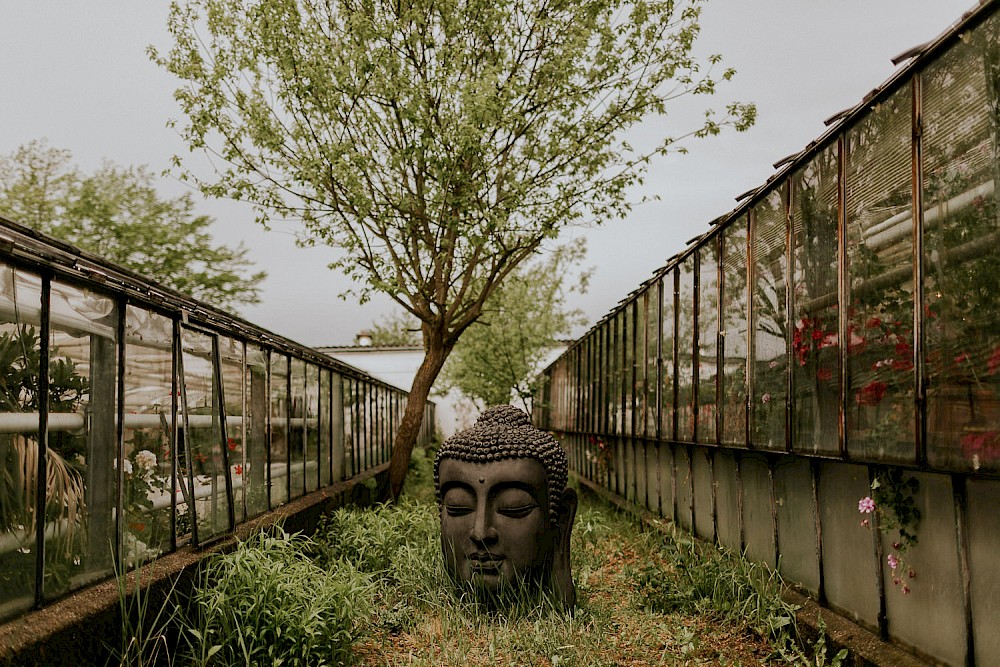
[
  {"xmin": 0, "ymin": 217, "xmax": 434, "ymax": 632},
  {"xmin": 535, "ymin": 3, "xmax": 1000, "ymax": 665}
]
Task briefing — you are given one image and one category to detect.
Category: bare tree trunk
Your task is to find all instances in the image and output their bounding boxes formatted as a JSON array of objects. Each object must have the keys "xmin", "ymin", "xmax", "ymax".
[{"xmin": 387, "ymin": 339, "xmax": 450, "ymax": 499}]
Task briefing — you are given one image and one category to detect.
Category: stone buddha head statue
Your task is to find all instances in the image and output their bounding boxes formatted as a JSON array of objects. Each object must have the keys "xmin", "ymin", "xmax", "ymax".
[{"xmin": 434, "ymin": 405, "xmax": 578, "ymax": 608}]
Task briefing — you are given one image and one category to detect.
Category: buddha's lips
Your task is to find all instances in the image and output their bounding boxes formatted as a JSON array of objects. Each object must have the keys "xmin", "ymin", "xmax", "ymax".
[{"xmin": 469, "ymin": 554, "xmax": 504, "ymax": 571}]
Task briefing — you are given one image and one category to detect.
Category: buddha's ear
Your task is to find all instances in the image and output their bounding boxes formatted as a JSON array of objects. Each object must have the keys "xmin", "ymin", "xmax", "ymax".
[
  {"xmin": 555, "ymin": 487, "xmax": 578, "ymax": 534},
  {"xmin": 551, "ymin": 487, "xmax": 578, "ymax": 610}
]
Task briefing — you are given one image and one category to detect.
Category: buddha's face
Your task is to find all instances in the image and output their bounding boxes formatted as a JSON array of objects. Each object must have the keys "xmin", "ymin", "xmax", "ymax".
[{"xmin": 438, "ymin": 457, "xmax": 552, "ymax": 596}]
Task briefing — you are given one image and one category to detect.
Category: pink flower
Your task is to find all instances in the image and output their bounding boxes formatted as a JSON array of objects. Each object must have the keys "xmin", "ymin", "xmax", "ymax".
[
  {"xmin": 858, "ymin": 497, "xmax": 876, "ymax": 514},
  {"xmin": 887, "ymin": 553, "xmax": 899, "ymax": 570},
  {"xmin": 761, "ymin": 393, "xmax": 772, "ymax": 404},
  {"xmin": 860, "ymin": 518, "xmax": 870, "ymax": 528},
  {"xmin": 901, "ymin": 584, "xmax": 911, "ymax": 594}
]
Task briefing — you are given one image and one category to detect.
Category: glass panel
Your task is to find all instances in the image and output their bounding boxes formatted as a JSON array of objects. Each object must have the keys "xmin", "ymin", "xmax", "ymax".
[
  {"xmin": 698, "ymin": 243, "xmax": 719, "ymax": 444},
  {"xmin": 620, "ymin": 301, "xmax": 636, "ymax": 435},
  {"xmin": 219, "ymin": 337, "xmax": 244, "ymax": 521},
  {"xmin": 722, "ymin": 217, "xmax": 749, "ymax": 445},
  {"xmin": 343, "ymin": 378, "xmax": 355, "ymax": 477},
  {"xmin": 269, "ymin": 354, "xmax": 289, "ymax": 505},
  {"xmin": 791, "ymin": 145, "xmax": 841, "ymax": 454},
  {"xmin": 288, "ymin": 359, "xmax": 306, "ymax": 499},
  {"xmin": 0, "ymin": 266, "xmax": 44, "ymax": 615},
  {"xmin": 319, "ymin": 369, "xmax": 332, "ymax": 487},
  {"xmin": 359, "ymin": 382, "xmax": 369, "ymax": 471},
  {"xmin": 845, "ymin": 84, "xmax": 915, "ymax": 461},
  {"xmin": 751, "ymin": 189, "xmax": 789, "ymax": 449},
  {"xmin": 646, "ymin": 287, "xmax": 660, "ymax": 438},
  {"xmin": 677, "ymin": 257, "xmax": 695, "ymax": 442},
  {"xmin": 635, "ymin": 298, "xmax": 648, "ymax": 438},
  {"xmin": 614, "ymin": 313, "xmax": 623, "ymax": 435},
  {"xmin": 922, "ymin": 15, "xmax": 1000, "ymax": 473},
  {"xmin": 180, "ymin": 328, "xmax": 230, "ymax": 545},
  {"xmin": 601, "ymin": 321, "xmax": 610, "ymax": 434},
  {"xmin": 244, "ymin": 344, "xmax": 268, "ymax": 517},
  {"xmin": 661, "ymin": 274, "xmax": 675, "ymax": 440},
  {"xmin": 122, "ymin": 307, "xmax": 174, "ymax": 561},
  {"xmin": 305, "ymin": 364, "xmax": 319, "ymax": 493},
  {"xmin": 46, "ymin": 279, "xmax": 117, "ymax": 596}
]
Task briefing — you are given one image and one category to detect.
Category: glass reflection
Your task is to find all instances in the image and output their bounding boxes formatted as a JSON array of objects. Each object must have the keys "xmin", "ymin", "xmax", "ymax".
[
  {"xmin": 179, "ymin": 328, "xmax": 231, "ymax": 544},
  {"xmin": 245, "ymin": 345, "xmax": 268, "ymax": 517},
  {"xmin": 845, "ymin": 85, "xmax": 915, "ymax": 462},
  {"xmin": 47, "ymin": 279, "xmax": 117, "ymax": 597},
  {"xmin": 722, "ymin": 218, "xmax": 749, "ymax": 445},
  {"xmin": 698, "ymin": 243, "xmax": 719, "ymax": 444},
  {"xmin": 123, "ymin": 307, "xmax": 174, "ymax": 559},
  {"xmin": 922, "ymin": 15, "xmax": 1000, "ymax": 472},
  {"xmin": 752, "ymin": 189, "xmax": 789, "ymax": 450},
  {"xmin": 791, "ymin": 146, "xmax": 841, "ymax": 454},
  {"xmin": 0, "ymin": 266, "xmax": 44, "ymax": 616},
  {"xmin": 677, "ymin": 257, "xmax": 695, "ymax": 442}
]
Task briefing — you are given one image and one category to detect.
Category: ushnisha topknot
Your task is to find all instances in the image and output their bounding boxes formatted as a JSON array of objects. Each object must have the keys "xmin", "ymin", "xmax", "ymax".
[{"xmin": 434, "ymin": 405, "xmax": 569, "ymax": 520}]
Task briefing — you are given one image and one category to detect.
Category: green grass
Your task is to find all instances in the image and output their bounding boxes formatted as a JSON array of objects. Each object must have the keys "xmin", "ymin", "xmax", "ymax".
[{"xmin": 124, "ymin": 446, "xmax": 845, "ymax": 666}]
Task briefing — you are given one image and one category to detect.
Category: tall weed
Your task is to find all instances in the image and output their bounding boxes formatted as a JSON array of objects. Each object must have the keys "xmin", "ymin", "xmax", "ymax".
[{"xmin": 179, "ymin": 529, "xmax": 370, "ymax": 667}]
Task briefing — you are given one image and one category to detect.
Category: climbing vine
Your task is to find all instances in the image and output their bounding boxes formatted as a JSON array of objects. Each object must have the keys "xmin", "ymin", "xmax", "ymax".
[{"xmin": 858, "ymin": 469, "xmax": 920, "ymax": 594}]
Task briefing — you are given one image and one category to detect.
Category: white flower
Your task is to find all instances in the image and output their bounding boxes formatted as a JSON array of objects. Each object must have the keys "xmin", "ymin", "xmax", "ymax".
[
  {"xmin": 114, "ymin": 458, "xmax": 134, "ymax": 475},
  {"xmin": 135, "ymin": 449, "xmax": 157, "ymax": 471}
]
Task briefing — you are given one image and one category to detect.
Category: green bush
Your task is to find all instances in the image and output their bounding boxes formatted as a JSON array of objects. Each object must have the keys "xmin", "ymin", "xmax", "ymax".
[{"xmin": 180, "ymin": 529, "xmax": 370, "ymax": 667}]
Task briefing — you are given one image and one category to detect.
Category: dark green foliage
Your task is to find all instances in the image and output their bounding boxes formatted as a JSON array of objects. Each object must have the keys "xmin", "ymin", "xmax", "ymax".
[{"xmin": 180, "ymin": 529, "xmax": 370, "ymax": 666}]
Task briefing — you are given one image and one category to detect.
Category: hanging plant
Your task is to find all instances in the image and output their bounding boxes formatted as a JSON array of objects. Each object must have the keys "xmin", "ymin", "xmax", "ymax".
[{"xmin": 857, "ymin": 469, "xmax": 920, "ymax": 594}]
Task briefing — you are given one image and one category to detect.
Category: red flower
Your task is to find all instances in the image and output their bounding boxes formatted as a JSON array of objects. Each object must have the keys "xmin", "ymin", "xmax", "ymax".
[
  {"xmin": 961, "ymin": 431, "xmax": 1000, "ymax": 459},
  {"xmin": 891, "ymin": 358, "xmax": 914, "ymax": 372},
  {"xmin": 227, "ymin": 438, "xmax": 238, "ymax": 451},
  {"xmin": 817, "ymin": 367, "xmax": 833, "ymax": 381},
  {"xmin": 865, "ymin": 317, "xmax": 882, "ymax": 329},
  {"xmin": 812, "ymin": 329, "xmax": 824, "ymax": 341},
  {"xmin": 233, "ymin": 464, "xmax": 244, "ymax": 476},
  {"xmin": 954, "ymin": 352, "xmax": 969, "ymax": 365},
  {"xmin": 856, "ymin": 381, "xmax": 888, "ymax": 406},
  {"xmin": 987, "ymin": 345, "xmax": 1000, "ymax": 376}
]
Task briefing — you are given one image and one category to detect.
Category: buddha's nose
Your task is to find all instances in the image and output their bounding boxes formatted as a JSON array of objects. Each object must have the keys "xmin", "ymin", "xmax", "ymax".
[{"xmin": 470, "ymin": 509, "xmax": 499, "ymax": 545}]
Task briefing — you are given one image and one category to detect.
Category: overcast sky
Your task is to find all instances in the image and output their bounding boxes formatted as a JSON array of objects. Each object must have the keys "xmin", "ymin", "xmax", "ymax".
[{"xmin": 0, "ymin": 0, "xmax": 978, "ymax": 346}]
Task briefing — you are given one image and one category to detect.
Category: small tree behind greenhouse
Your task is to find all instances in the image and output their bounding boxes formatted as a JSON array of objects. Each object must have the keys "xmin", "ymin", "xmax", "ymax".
[
  {"xmin": 0, "ymin": 141, "xmax": 266, "ymax": 310},
  {"xmin": 153, "ymin": 0, "xmax": 755, "ymax": 498},
  {"xmin": 442, "ymin": 241, "xmax": 589, "ymax": 413}
]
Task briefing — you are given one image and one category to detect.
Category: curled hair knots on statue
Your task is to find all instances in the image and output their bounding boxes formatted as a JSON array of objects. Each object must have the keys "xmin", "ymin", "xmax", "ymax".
[{"xmin": 434, "ymin": 405, "xmax": 569, "ymax": 520}]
